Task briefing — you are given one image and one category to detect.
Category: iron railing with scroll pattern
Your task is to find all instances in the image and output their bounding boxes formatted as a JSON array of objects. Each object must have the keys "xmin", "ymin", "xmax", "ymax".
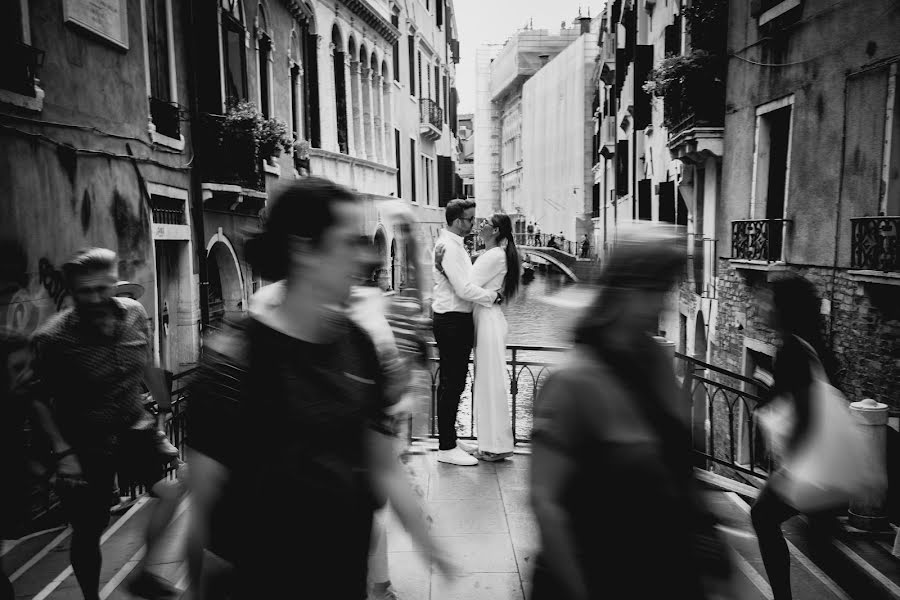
[
  {"xmin": 680, "ymin": 351, "xmax": 772, "ymax": 480},
  {"xmin": 731, "ymin": 218, "xmax": 790, "ymax": 263},
  {"xmin": 851, "ymin": 216, "xmax": 900, "ymax": 272},
  {"xmin": 419, "ymin": 98, "xmax": 443, "ymax": 130}
]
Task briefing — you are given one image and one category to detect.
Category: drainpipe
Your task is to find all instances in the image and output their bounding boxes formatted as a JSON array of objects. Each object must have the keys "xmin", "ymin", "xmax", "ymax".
[{"xmin": 186, "ymin": 0, "xmax": 210, "ymax": 330}]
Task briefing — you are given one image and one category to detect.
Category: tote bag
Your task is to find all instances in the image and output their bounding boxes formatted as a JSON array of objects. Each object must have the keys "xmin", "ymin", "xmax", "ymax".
[{"xmin": 770, "ymin": 337, "xmax": 885, "ymax": 512}]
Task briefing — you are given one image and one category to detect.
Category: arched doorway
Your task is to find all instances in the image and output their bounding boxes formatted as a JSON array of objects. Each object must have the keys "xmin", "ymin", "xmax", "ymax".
[
  {"xmin": 206, "ymin": 235, "xmax": 245, "ymax": 326},
  {"xmin": 373, "ymin": 228, "xmax": 388, "ymax": 290}
]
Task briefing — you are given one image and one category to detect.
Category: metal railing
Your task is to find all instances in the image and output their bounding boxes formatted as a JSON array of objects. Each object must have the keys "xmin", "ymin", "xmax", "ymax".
[
  {"xmin": 419, "ymin": 98, "xmax": 443, "ymax": 130},
  {"xmin": 150, "ymin": 196, "xmax": 186, "ymax": 225},
  {"xmin": 512, "ymin": 233, "xmax": 576, "ymax": 255},
  {"xmin": 679, "ymin": 351, "xmax": 772, "ymax": 480},
  {"xmin": 851, "ymin": 216, "xmax": 899, "ymax": 272},
  {"xmin": 731, "ymin": 218, "xmax": 790, "ymax": 263},
  {"xmin": 0, "ymin": 40, "xmax": 44, "ymax": 97}
]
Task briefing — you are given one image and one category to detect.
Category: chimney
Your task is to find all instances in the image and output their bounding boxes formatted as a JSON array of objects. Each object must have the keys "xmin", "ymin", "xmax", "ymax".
[
  {"xmin": 538, "ymin": 54, "xmax": 550, "ymax": 66},
  {"xmin": 578, "ymin": 16, "xmax": 592, "ymax": 35}
]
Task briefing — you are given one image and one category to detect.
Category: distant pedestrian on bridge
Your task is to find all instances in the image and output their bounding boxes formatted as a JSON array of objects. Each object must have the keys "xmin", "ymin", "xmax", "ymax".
[
  {"xmin": 580, "ymin": 234, "xmax": 591, "ymax": 259},
  {"xmin": 546, "ymin": 234, "xmax": 558, "ymax": 250},
  {"xmin": 432, "ymin": 199, "xmax": 504, "ymax": 466}
]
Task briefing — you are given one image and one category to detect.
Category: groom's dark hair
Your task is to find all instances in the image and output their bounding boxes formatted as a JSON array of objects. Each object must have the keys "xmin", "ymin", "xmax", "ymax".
[{"xmin": 445, "ymin": 199, "xmax": 476, "ymax": 226}]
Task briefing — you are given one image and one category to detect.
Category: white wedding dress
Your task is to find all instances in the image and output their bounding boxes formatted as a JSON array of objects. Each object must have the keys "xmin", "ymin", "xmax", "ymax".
[{"xmin": 470, "ymin": 247, "xmax": 514, "ymax": 454}]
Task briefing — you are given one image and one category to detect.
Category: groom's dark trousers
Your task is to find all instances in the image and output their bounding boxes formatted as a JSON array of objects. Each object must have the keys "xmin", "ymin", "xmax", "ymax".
[{"xmin": 433, "ymin": 311, "xmax": 474, "ymax": 451}]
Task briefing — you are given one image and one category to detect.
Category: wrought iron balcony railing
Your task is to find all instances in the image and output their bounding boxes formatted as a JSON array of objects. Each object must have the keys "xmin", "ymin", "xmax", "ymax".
[
  {"xmin": 731, "ymin": 218, "xmax": 790, "ymax": 262},
  {"xmin": 150, "ymin": 196, "xmax": 186, "ymax": 225},
  {"xmin": 419, "ymin": 98, "xmax": 443, "ymax": 130},
  {"xmin": 851, "ymin": 216, "xmax": 900, "ymax": 272},
  {"xmin": 149, "ymin": 97, "xmax": 182, "ymax": 140},
  {"xmin": 195, "ymin": 113, "xmax": 265, "ymax": 191},
  {"xmin": 1, "ymin": 40, "xmax": 44, "ymax": 97}
]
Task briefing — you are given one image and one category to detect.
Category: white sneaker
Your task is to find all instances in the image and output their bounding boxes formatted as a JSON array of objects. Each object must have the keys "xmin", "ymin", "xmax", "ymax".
[
  {"xmin": 456, "ymin": 440, "xmax": 477, "ymax": 455},
  {"xmin": 437, "ymin": 447, "xmax": 478, "ymax": 466}
]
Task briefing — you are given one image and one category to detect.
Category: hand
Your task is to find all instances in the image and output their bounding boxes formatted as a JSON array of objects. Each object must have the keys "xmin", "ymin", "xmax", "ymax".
[
  {"xmin": 434, "ymin": 244, "xmax": 446, "ymax": 275},
  {"xmin": 494, "ymin": 291, "xmax": 504, "ymax": 304},
  {"xmin": 56, "ymin": 453, "xmax": 84, "ymax": 480}
]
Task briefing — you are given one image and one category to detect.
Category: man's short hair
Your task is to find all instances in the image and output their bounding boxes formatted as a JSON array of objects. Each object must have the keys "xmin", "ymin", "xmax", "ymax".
[
  {"xmin": 445, "ymin": 199, "xmax": 476, "ymax": 226},
  {"xmin": 62, "ymin": 247, "xmax": 118, "ymax": 287}
]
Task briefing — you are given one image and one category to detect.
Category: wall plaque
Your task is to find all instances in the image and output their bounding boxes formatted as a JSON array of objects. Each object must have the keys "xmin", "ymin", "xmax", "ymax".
[{"xmin": 63, "ymin": 0, "xmax": 129, "ymax": 50}]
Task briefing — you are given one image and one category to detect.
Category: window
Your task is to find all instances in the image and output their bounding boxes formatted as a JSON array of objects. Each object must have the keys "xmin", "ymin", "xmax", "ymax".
[
  {"xmin": 395, "ymin": 129, "xmax": 402, "ymax": 197},
  {"xmin": 391, "ymin": 12, "xmax": 400, "ymax": 82},
  {"xmin": 1, "ymin": 1, "xmax": 42, "ymax": 109},
  {"xmin": 145, "ymin": 0, "xmax": 180, "ymax": 140},
  {"xmin": 407, "ymin": 35, "xmax": 416, "ymax": 94},
  {"xmin": 290, "ymin": 34, "xmax": 301, "ymax": 136},
  {"xmin": 417, "ymin": 51, "xmax": 423, "ymax": 98},
  {"xmin": 436, "ymin": 0, "xmax": 444, "ymax": 27},
  {"xmin": 752, "ymin": 96, "xmax": 793, "ymax": 259},
  {"xmin": 434, "ymin": 65, "xmax": 440, "ymax": 106},
  {"xmin": 221, "ymin": 0, "xmax": 248, "ymax": 105},
  {"xmin": 410, "ymin": 139, "xmax": 417, "ymax": 202},
  {"xmin": 256, "ymin": 6, "xmax": 272, "ymax": 118},
  {"xmin": 422, "ymin": 155, "xmax": 434, "ymax": 205},
  {"xmin": 332, "ymin": 26, "xmax": 349, "ymax": 154}
]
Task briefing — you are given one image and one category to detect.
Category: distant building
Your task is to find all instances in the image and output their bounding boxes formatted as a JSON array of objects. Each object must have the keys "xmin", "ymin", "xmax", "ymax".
[
  {"xmin": 474, "ymin": 18, "xmax": 593, "ymax": 236},
  {"xmin": 457, "ymin": 113, "xmax": 475, "ymax": 198}
]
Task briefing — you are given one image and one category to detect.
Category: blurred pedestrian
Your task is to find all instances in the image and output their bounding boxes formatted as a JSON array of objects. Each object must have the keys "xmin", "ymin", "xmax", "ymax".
[
  {"xmin": 751, "ymin": 274, "xmax": 880, "ymax": 600},
  {"xmin": 546, "ymin": 235, "xmax": 558, "ymax": 250},
  {"xmin": 185, "ymin": 178, "xmax": 451, "ymax": 599},
  {"xmin": 29, "ymin": 248, "xmax": 183, "ymax": 600},
  {"xmin": 580, "ymin": 234, "xmax": 591, "ymax": 259},
  {"xmin": 530, "ymin": 231, "xmax": 730, "ymax": 600}
]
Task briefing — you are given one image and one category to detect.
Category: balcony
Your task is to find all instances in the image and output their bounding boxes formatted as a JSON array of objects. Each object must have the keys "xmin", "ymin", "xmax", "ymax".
[
  {"xmin": 149, "ymin": 97, "xmax": 182, "ymax": 140},
  {"xmin": 665, "ymin": 59, "xmax": 725, "ymax": 163},
  {"xmin": 419, "ymin": 98, "xmax": 443, "ymax": 141},
  {"xmin": 849, "ymin": 216, "xmax": 900, "ymax": 285},
  {"xmin": 731, "ymin": 218, "xmax": 790, "ymax": 267},
  {"xmin": 195, "ymin": 112, "xmax": 265, "ymax": 192}
]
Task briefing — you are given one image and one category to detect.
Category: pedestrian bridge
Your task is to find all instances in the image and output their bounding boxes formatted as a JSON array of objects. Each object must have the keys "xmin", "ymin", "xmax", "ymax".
[{"xmin": 519, "ymin": 247, "xmax": 579, "ymax": 282}]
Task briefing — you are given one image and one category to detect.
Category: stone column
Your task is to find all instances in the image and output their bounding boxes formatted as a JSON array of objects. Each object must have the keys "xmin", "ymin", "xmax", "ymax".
[
  {"xmin": 350, "ymin": 61, "xmax": 363, "ymax": 159},
  {"xmin": 322, "ymin": 41, "xmax": 338, "ymax": 153},
  {"xmin": 374, "ymin": 74, "xmax": 385, "ymax": 164},
  {"xmin": 849, "ymin": 398, "xmax": 890, "ymax": 531},
  {"xmin": 343, "ymin": 54, "xmax": 356, "ymax": 156},
  {"xmin": 361, "ymin": 67, "xmax": 374, "ymax": 161},
  {"xmin": 383, "ymin": 77, "xmax": 393, "ymax": 165}
]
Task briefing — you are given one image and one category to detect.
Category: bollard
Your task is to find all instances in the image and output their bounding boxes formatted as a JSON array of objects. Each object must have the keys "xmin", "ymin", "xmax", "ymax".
[
  {"xmin": 849, "ymin": 398, "xmax": 890, "ymax": 531},
  {"xmin": 653, "ymin": 336, "xmax": 676, "ymax": 360}
]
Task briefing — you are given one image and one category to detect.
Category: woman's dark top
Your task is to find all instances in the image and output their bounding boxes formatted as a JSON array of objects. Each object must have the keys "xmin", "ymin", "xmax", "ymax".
[
  {"xmin": 764, "ymin": 335, "xmax": 816, "ymax": 457},
  {"xmin": 187, "ymin": 315, "xmax": 392, "ymax": 599},
  {"xmin": 531, "ymin": 335, "xmax": 715, "ymax": 600}
]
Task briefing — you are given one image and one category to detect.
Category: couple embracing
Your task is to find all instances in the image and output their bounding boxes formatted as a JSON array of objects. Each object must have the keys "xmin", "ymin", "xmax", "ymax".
[{"xmin": 432, "ymin": 199, "xmax": 520, "ymax": 466}]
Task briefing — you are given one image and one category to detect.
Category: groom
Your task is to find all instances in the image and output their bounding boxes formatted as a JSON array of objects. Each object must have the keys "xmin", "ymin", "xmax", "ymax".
[{"xmin": 432, "ymin": 199, "xmax": 502, "ymax": 466}]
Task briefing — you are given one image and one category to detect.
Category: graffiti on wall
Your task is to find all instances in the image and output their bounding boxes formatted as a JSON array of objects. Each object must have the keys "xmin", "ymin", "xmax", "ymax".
[{"xmin": 4, "ymin": 259, "xmax": 73, "ymax": 336}]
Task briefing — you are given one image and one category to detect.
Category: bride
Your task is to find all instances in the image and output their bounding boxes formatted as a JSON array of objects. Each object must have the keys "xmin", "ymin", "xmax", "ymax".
[{"xmin": 469, "ymin": 213, "xmax": 520, "ymax": 461}]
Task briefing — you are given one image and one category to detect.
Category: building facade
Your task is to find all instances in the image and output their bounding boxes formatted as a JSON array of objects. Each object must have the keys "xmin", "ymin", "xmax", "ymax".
[
  {"xmin": 457, "ymin": 112, "xmax": 474, "ymax": 198},
  {"xmin": 1, "ymin": 0, "xmax": 464, "ymax": 369},
  {"xmin": 716, "ymin": 0, "xmax": 900, "ymax": 410}
]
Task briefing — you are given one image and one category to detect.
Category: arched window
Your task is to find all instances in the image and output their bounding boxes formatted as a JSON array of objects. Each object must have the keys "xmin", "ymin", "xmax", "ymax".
[
  {"xmin": 332, "ymin": 25, "xmax": 348, "ymax": 154},
  {"xmin": 256, "ymin": 4, "xmax": 272, "ymax": 117},
  {"xmin": 221, "ymin": 0, "xmax": 248, "ymax": 105}
]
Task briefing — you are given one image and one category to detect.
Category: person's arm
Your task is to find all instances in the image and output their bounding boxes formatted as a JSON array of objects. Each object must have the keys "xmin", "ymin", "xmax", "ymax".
[
  {"xmin": 441, "ymin": 244, "xmax": 498, "ymax": 307},
  {"xmin": 470, "ymin": 249, "xmax": 506, "ymax": 290},
  {"xmin": 775, "ymin": 339, "xmax": 813, "ymax": 457},
  {"xmin": 366, "ymin": 429, "xmax": 454, "ymax": 576},
  {"xmin": 29, "ymin": 338, "xmax": 81, "ymax": 478},
  {"xmin": 184, "ymin": 449, "xmax": 228, "ymax": 598},
  {"xmin": 530, "ymin": 373, "xmax": 589, "ymax": 600}
]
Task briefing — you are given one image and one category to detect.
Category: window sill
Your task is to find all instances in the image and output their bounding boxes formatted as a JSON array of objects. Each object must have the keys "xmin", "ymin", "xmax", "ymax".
[
  {"xmin": 149, "ymin": 128, "xmax": 185, "ymax": 151},
  {"xmin": 393, "ymin": 80, "xmax": 403, "ymax": 90},
  {"xmin": 263, "ymin": 160, "xmax": 281, "ymax": 176},
  {"xmin": 758, "ymin": 0, "xmax": 801, "ymax": 26},
  {"xmin": 0, "ymin": 85, "xmax": 44, "ymax": 112},
  {"xmin": 409, "ymin": 95, "xmax": 418, "ymax": 104}
]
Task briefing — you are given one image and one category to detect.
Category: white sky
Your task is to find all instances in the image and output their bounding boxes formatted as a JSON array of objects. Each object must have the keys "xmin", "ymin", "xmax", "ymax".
[{"xmin": 453, "ymin": 0, "xmax": 606, "ymax": 113}]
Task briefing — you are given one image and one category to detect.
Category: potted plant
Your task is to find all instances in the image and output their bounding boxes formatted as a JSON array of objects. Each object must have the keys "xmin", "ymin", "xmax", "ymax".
[{"xmin": 223, "ymin": 101, "xmax": 292, "ymax": 162}]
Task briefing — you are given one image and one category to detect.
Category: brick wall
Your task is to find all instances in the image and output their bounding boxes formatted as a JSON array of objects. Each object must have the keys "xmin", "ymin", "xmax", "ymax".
[{"xmin": 713, "ymin": 259, "xmax": 900, "ymax": 409}]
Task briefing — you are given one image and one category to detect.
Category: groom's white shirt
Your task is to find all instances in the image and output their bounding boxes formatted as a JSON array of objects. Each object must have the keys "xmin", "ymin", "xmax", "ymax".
[{"xmin": 432, "ymin": 229, "xmax": 495, "ymax": 314}]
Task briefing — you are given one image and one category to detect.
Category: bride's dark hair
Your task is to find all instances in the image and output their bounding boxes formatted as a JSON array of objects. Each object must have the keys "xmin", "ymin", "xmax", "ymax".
[{"xmin": 488, "ymin": 213, "xmax": 520, "ymax": 301}]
